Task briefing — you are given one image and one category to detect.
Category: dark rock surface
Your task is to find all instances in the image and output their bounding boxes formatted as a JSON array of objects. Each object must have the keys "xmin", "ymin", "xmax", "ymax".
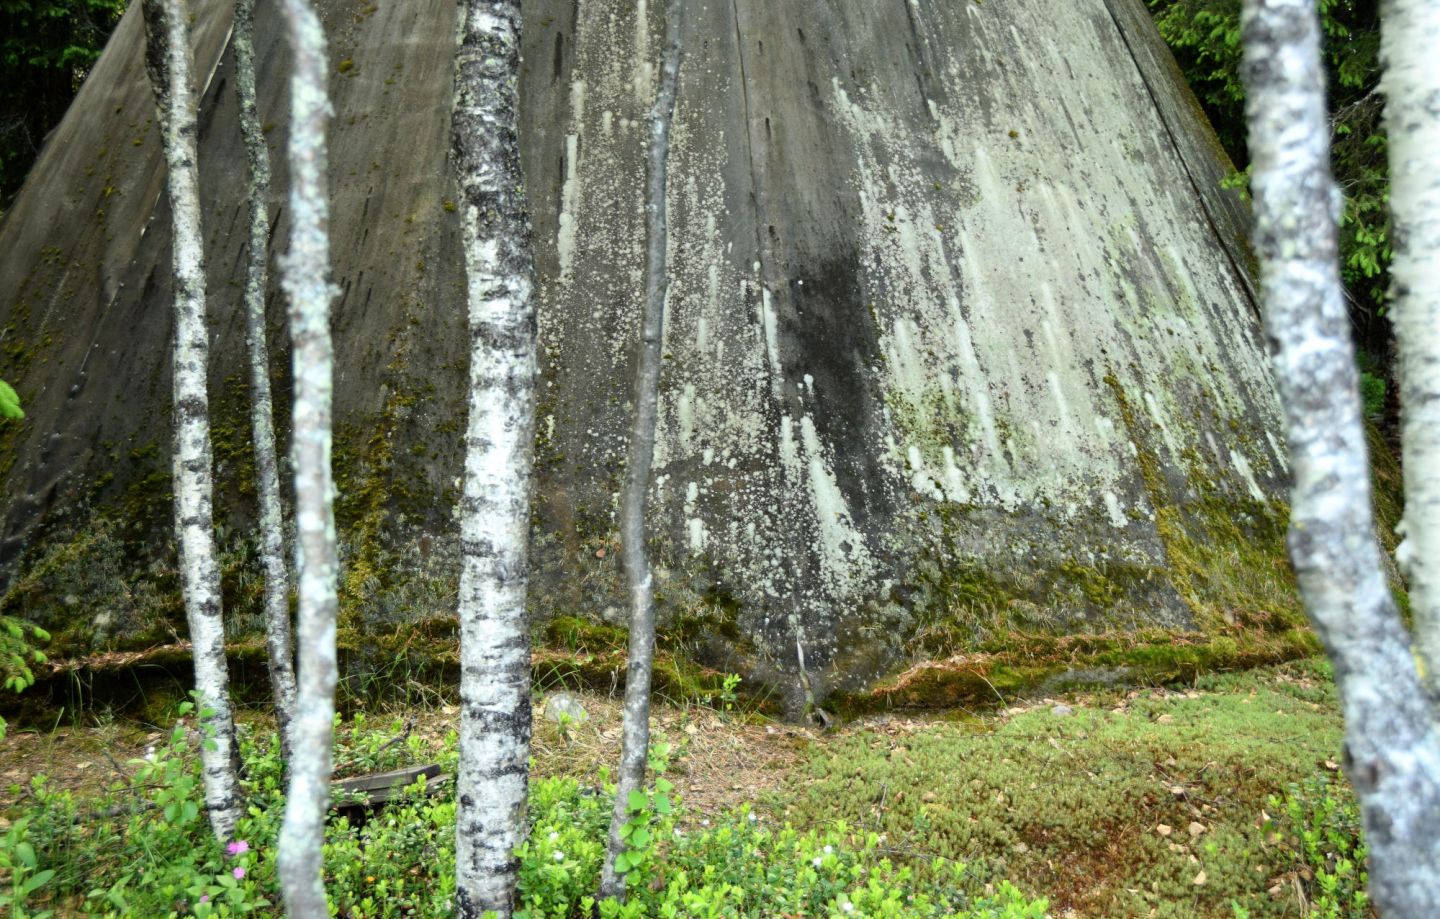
[{"xmin": 0, "ymin": 0, "xmax": 1284, "ymax": 702}]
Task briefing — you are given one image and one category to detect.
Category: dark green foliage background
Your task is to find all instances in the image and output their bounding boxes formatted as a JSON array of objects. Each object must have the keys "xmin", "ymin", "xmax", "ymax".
[{"xmin": 0, "ymin": 0, "xmax": 126, "ymax": 206}]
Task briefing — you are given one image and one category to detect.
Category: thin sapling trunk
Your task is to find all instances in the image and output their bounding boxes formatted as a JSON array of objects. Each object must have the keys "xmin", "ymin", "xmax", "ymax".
[
  {"xmin": 234, "ymin": 0, "xmax": 299, "ymax": 761},
  {"xmin": 274, "ymin": 0, "xmax": 340, "ymax": 915},
  {"xmin": 140, "ymin": 0, "xmax": 243, "ymax": 843},
  {"xmin": 1381, "ymin": 0, "xmax": 1440, "ymax": 706},
  {"xmin": 600, "ymin": 0, "xmax": 684, "ymax": 901}
]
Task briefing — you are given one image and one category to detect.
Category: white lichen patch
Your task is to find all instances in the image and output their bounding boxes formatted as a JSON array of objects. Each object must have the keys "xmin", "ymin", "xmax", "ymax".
[
  {"xmin": 556, "ymin": 81, "xmax": 587, "ymax": 284},
  {"xmin": 528, "ymin": 0, "xmax": 1287, "ymax": 647},
  {"xmin": 1103, "ymin": 491, "xmax": 1128, "ymax": 529},
  {"xmin": 821, "ymin": 0, "xmax": 1280, "ymax": 526},
  {"xmin": 798, "ymin": 414, "xmax": 876, "ymax": 595}
]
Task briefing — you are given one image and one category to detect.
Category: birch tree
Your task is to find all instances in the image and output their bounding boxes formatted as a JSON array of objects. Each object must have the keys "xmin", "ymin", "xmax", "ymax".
[
  {"xmin": 1381, "ymin": 0, "xmax": 1440, "ymax": 707},
  {"xmin": 273, "ymin": 0, "xmax": 340, "ymax": 914},
  {"xmin": 234, "ymin": 0, "xmax": 298, "ymax": 761},
  {"xmin": 599, "ymin": 0, "xmax": 684, "ymax": 901},
  {"xmin": 1241, "ymin": 0, "xmax": 1440, "ymax": 912},
  {"xmin": 139, "ymin": 0, "xmax": 242, "ymax": 843},
  {"xmin": 449, "ymin": 1, "xmax": 537, "ymax": 915}
]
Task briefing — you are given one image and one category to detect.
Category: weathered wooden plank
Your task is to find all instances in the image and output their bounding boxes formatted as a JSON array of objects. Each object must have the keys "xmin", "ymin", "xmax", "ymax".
[{"xmin": 332, "ymin": 764, "xmax": 443, "ymax": 809}]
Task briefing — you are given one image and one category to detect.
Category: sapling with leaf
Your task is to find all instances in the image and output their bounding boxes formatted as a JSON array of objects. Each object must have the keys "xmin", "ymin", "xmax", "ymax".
[
  {"xmin": 601, "ymin": 0, "xmax": 685, "ymax": 900},
  {"xmin": 609, "ymin": 742, "xmax": 676, "ymax": 887}
]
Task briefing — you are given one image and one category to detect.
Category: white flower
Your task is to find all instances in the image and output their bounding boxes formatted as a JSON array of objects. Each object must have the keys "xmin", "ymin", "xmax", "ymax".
[
  {"xmin": 842, "ymin": 903, "xmax": 855, "ymax": 913},
  {"xmin": 553, "ymin": 851, "xmax": 565, "ymax": 861},
  {"xmin": 548, "ymin": 831, "xmax": 559, "ymax": 841},
  {"xmin": 823, "ymin": 845, "xmax": 834, "ymax": 854},
  {"xmin": 812, "ymin": 857, "xmax": 823, "ymax": 867},
  {"xmin": 747, "ymin": 813, "xmax": 757, "ymax": 822},
  {"xmin": 701, "ymin": 819, "xmax": 710, "ymax": 826}
]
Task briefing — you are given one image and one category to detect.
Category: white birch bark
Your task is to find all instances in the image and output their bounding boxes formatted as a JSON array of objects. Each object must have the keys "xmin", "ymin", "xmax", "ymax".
[
  {"xmin": 139, "ymin": 0, "xmax": 243, "ymax": 844},
  {"xmin": 599, "ymin": 0, "xmax": 684, "ymax": 901},
  {"xmin": 450, "ymin": 1, "xmax": 537, "ymax": 916},
  {"xmin": 274, "ymin": 0, "xmax": 339, "ymax": 914},
  {"xmin": 234, "ymin": 0, "xmax": 299, "ymax": 760},
  {"xmin": 1241, "ymin": 1, "xmax": 1440, "ymax": 912},
  {"xmin": 1381, "ymin": 0, "xmax": 1440, "ymax": 704}
]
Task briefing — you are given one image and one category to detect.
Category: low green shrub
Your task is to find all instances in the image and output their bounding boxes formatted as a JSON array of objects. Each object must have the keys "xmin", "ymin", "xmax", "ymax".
[
  {"xmin": 1262, "ymin": 775, "xmax": 1368, "ymax": 919},
  {"xmin": 14, "ymin": 710, "xmax": 1046, "ymax": 917}
]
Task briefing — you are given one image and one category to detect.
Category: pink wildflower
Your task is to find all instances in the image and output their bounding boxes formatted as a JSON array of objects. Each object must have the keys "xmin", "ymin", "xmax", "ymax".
[
  {"xmin": 233, "ymin": 866, "xmax": 246, "ymax": 880},
  {"xmin": 226, "ymin": 840, "xmax": 250, "ymax": 856}
]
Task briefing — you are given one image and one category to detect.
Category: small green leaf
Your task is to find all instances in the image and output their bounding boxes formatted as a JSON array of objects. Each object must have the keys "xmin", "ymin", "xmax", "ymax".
[
  {"xmin": 0, "ymin": 380, "xmax": 23, "ymax": 420},
  {"xmin": 627, "ymin": 790, "xmax": 648, "ymax": 812},
  {"xmin": 23, "ymin": 868, "xmax": 55, "ymax": 894}
]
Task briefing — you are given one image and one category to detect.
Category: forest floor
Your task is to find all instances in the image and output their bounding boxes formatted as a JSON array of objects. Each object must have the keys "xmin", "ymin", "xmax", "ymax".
[{"xmin": 0, "ymin": 656, "xmax": 1352, "ymax": 917}]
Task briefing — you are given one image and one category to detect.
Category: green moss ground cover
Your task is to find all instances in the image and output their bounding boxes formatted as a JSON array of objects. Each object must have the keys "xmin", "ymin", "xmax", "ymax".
[{"xmin": 790, "ymin": 660, "xmax": 1360, "ymax": 917}]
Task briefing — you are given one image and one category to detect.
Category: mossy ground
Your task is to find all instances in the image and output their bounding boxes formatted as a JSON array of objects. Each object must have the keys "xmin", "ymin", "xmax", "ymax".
[
  {"xmin": 3, "ymin": 658, "xmax": 1356, "ymax": 917},
  {"xmin": 790, "ymin": 658, "xmax": 1350, "ymax": 917}
]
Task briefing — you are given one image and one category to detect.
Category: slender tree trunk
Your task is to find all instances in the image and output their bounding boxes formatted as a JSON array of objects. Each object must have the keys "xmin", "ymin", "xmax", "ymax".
[
  {"xmin": 599, "ymin": 0, "xmax": 684, "ymax": 901},
  {"xmin": 274, "ymin": 0, "xmax": 339, "ymax": 914},
  {"xmin": 1241, "ymin": 1, "xmax": 1440, "ymax": 912},
  {"xmin": 1381, "ymin": 0, "xmax": 1440, "ymax": 705},
  {"xmin": 139, "ymin": 0, "xmax": 242, "ymax": 843},
  {"xmin": 234, "ymin": 0, "xmax": 298, "ymax": 761},
  {"xmin": 450, "ymin": 2, "xmax": 537, "ymax": 916}
]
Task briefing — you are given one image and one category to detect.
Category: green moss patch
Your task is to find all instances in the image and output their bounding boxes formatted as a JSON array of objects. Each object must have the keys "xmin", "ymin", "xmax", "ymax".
[
  {"xmin": 837, "ymin": 614, "xmax": 1318, "ymax": 715},
  {"xmin": 1102, "ymin": 371, "xmax": 1302, "ymax": 632}
]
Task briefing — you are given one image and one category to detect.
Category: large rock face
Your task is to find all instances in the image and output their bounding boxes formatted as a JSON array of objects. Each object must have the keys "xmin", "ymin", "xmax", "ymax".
[{"xmin": 0, "ymin": 0, "xmax": 1287, "ymax": 703}]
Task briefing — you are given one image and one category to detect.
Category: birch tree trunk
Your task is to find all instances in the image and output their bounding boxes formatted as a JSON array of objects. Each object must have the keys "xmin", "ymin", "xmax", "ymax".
[
  {"xmin": 599, "ymin": 0, "xmax": 683, "ymax": 901},
  {"xmin": 1381, "ymin": 0, "xmax": 1440, "ymax": 706},
  {"xmin": 450, "ymin": 1, "xmax": 537, "ymax": 916},
  {"xmin": 274, "ymin": 0, "xmax": 340, "ymax": 914},
  {"xmin": 139, "ymin": 0, "xmax": 242, "ymax": 844},
  {"xmin": 234, "ymin": 0, "xmax": 298, "ymax": 761},
  {"xmin": 1241, "ymin": 1, "xmax": 1440, "ymax": 912}
]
